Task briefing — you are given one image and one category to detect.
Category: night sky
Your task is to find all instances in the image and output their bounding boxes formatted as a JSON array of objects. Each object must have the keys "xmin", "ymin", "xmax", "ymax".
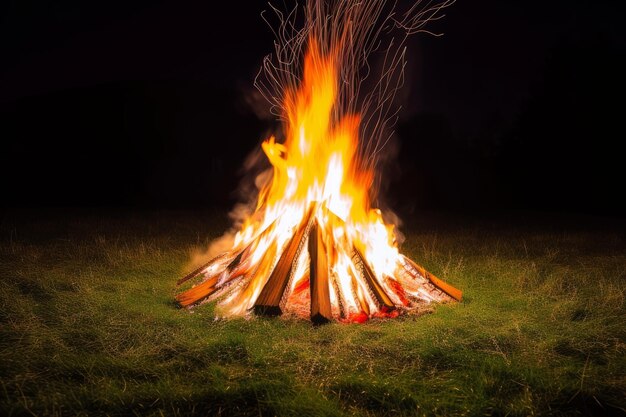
[{"xmin": 2, "ymin": 0, "xmax": 625, "ymax": 216}]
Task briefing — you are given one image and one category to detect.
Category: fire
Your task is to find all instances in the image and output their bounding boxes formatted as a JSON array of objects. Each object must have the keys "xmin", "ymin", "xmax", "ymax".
[
  {"xmin": 253, "ymin": 41, "xmax": 370, "ymax": 226},
  {"xmin": 230, "ymin": 40, "xmax": 391, "ymax": 317},
  {"xmin": 176, "ymin": 1, "xmax": 461, "ymax": 323}
]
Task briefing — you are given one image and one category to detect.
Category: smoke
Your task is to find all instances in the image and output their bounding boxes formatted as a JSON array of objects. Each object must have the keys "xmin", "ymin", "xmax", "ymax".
[
  {"xmin": 184, "ymin": 202, "xmax": 255, "ymax": 271},
  {"xmin": 242, "ymin": 87, "xmax": 276, "ymax": 121},
  {"xmin": 185, "ymin": 141, "xmax": 276, "ymax": 273},
  {"xmin": 382, "ymin": 207, "xmax": 405, "ymax": 246},
  {"xmin": 185, "ymin": 163, "xmax": 270, "ymax": 273}
]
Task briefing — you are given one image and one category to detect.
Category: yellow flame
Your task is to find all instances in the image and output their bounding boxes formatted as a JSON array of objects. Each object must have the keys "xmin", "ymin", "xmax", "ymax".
[{"xmin": 220, "ymin": 39, "xmax": 407, "ymax": 318}]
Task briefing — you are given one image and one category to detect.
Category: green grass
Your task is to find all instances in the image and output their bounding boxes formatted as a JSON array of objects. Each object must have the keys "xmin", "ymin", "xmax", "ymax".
[{"xmin": 1, "ymin": 209, "xmax": 624, "ymax": 416}]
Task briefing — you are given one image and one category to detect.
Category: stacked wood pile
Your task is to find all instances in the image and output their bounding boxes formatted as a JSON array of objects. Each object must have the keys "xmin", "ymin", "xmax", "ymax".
[{"xmin": 176, "ymin": 203, "xmax": 461, "ymax": 323}]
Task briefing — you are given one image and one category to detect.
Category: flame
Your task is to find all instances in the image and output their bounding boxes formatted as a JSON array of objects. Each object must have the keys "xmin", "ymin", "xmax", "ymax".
[
  {"xmin": 178, "ymin": 38, "xmax": 460, "ymax": 321},
  {"xmin": 213, "ymin": 40, "xmax": 402, "ymax": 318}
]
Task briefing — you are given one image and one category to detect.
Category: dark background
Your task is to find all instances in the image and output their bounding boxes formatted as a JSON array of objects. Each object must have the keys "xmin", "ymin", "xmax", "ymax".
[{"xmin": 1, "ymin": 0, "xmax": 625, "ymax": 217}]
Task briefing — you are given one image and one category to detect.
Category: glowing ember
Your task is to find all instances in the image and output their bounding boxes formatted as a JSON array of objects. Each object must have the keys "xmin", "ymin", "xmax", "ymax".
[{"xmin": 176, "ymin": 0, "xmax": 461, "ymax": 323}]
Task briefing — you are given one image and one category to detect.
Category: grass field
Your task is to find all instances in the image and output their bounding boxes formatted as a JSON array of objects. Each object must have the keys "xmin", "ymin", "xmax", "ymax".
[{"xmin": 1, "ymin": 209, "xmax": 624, "ymax": 416}]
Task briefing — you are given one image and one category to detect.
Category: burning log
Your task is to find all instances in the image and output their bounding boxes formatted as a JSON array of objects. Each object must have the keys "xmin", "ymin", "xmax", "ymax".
[
  {"xmin": 308, "ymin": 221, "xmax": 332, "ymax": 324},
  {"xmin": 331, "ymin": 274, "xmax": 347, "ymax": 319},
  {"xmin": 176, "ymin": 219, "xmax": 279, "ymax": 307},
  {"xmin": 351, "ymin": 247, "xmax": 395, "ymax": 312},
  {"xmin": 175, "ymin": 255, "xmax": 235, "ymax": 307},
  {"xmin": 175, "ymin": 249, "xmax": 250, "ymax": 307},
  {"xmin": 253, "ymin": 204, "xmax": 317, "ymax": 316},
  {"xmin": 176, "ymin": 275, "xmax": 220, "ymax": 308},
  {"xmin": 385, "ymin": 276, "xmax": 411, "ymax": 307},
  {"xmin": 177, "ymin": 217, "xmax": 279, "ymax": 287},
  {"xmin": 214, "ymin": 240, "xmax": 279, "ymax": 315},
  {"xmin": 176, "ymin": 252, "xmax": 230, "ymax": 286},
  {"xmin": 401, "ymin": 255, "xmax": 463, "ymax": 301}
]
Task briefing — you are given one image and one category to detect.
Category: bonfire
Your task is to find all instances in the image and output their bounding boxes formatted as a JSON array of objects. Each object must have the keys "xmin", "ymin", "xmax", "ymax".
[{"xmin": 176, "ymin": 0, "xmax": 461, "ymax": 323}]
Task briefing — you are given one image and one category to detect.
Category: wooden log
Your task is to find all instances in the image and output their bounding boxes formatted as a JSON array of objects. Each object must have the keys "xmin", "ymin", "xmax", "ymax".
[
  {"xmin": 385, "ymin": 276, "xmax": 411, "ymax": 307},
  {"xmin": 401, "ymin": 255, "xmax": 463, "ymax": 301},
  {"xmin": 176, "ymin": 218, "xmax": 280, "ymax": 307},
  {"xmin": 175, "ymin": 247, "xmax": 249, "ymax": 308},
  {"xmin": 176, "ymin": 275, "xmax": 220, "ymax": 307},
  {"xmin": 254, "ymin": 204, "xmax": 318, "ymax": 316},
  {"xmin": 308, "ymin": 221, "xmax": 332, "ymax": 324},
  {"xmin": 321, "ymin": 221, "xmax": 347, "ymax": 319},
  {"xmin": 176, "ymin": 252, "xmax": 230, "ymax": 286},
  {"xmin": 330, "ymin": 274, "xmax": 347, "ymax": 319},
  {"xmin": 352, "ymin": 274, "xmax": 370, "ymax": 315},
  {"xmin": 212, "ymin": 240, "xmax": 279, "ymax": 315},
  {"xmin": 351, "ymin": 247, "xmax": 395, "ymax": 312},
  {"xmin": 176, "ymin": 218, "xmax": 278, "ymax": 286}
]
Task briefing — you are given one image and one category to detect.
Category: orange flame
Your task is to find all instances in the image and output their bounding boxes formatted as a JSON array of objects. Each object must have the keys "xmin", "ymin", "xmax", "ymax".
[
  {"xmin": 213, "ymin": 40, "xmax": 402, "ymax": 318},
  {"xmin": 257, "ymin": 40, "xmax": 372, "ymax": 223},
  {"xmin": 179, "ymin": 38, "xmax": 460, "ymax": 321}
]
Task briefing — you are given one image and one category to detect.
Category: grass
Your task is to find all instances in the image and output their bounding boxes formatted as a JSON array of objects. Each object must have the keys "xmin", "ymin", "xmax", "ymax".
[{"xmin": 0, "ymin": 208, "xmax": 624, "ymax": 416}]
